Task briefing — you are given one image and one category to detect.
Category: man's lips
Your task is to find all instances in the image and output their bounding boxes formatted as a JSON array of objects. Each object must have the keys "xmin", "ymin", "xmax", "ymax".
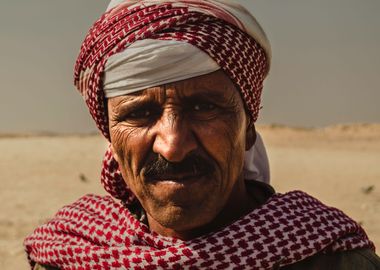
[{"xmin": 146, "ymin": 172, "xmax": 207, "ymax": 182}]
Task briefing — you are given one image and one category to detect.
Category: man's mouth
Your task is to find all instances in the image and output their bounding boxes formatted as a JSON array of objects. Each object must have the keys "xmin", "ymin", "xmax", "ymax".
[{"xmin": 147, "ymin": 172, "xmax": 207, "ymax": 183}]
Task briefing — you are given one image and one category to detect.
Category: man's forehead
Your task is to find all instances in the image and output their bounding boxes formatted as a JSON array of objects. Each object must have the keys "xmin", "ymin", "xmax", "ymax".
[{"xmin": 123, "ymin": 70, "xmax": 238, "ymax": 99}]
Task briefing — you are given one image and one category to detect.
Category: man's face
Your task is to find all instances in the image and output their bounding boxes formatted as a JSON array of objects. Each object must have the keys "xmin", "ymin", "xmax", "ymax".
[{"xmin": 108, "ymin": 70, "xmax": 253, "ymax": 232}]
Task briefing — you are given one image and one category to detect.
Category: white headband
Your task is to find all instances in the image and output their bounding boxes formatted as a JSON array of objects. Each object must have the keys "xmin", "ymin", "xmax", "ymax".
[{"xmin": 103, "ymin": 39, "xmax": 220, "ymax": 98}]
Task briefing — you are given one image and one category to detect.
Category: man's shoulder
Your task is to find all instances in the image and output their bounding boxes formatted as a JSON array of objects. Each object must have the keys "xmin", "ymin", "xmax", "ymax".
[{"xmin": 282, "ymin": 249, "xmax": 380, "ymax": 270}]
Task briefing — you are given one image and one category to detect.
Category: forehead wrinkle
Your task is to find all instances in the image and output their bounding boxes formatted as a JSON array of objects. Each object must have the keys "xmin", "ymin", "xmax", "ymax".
[
  {"xmin": 135, "ymin": 86, "xmax": 166, "ymax": 101},
  {"xmin": 164, "ymin": 78, "xmax": 238, "ymax": 103},
  {"xmin": 110, "ymin": 86, "xmax": 166, "ymax": 107},
  {"xmin": 150, "ymin": 86, "xmax": 166, "ymax": 103}
]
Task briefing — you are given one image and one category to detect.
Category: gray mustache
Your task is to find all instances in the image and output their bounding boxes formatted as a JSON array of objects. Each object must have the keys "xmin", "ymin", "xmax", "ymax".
[{"xmin": 143, "ymin": 153, "xmax": 214, "ymax": 179}]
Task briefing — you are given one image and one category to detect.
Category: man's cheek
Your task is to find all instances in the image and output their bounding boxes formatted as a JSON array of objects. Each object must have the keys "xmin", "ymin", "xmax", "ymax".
[{"xmin": 112, "ymin": 126, "xmax": 136, "ymax": 153}]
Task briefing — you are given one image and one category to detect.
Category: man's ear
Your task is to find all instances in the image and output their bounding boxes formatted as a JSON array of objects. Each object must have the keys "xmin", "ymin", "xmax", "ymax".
[{"xmin": 245, "ymin": 117, "xmax": 256, "ymax": 151}]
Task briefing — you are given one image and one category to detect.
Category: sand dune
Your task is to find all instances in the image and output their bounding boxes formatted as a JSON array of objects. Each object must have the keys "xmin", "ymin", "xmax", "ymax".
[{"xmin": 0, "ymin": 124, "xmax": 379, "ymax": 268}]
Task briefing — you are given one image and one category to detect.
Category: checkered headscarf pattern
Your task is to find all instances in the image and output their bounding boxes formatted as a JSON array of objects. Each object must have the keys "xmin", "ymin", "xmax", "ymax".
[
  {"xmin": 73, "ymin": 1, "xmax": 268, "ymax": 140},
  {"xmin": 25, "ymin": 192, "xmax": 374, "ymax": 269}
]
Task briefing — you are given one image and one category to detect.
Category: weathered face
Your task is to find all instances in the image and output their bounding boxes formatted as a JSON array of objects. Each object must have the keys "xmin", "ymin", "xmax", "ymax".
[{"xmin": 108, "ymin": 70, "xmax": 253, "ymax": 233}]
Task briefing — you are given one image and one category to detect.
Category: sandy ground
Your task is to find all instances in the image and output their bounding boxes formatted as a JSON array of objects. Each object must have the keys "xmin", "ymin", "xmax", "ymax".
[{"xmin": 0, "ymin": 124, "xmax": 379, "ymax": 269}]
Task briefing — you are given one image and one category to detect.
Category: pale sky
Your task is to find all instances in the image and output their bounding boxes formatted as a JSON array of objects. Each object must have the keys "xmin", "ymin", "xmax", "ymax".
[{"xmin": 1, "ymin": 0, "xmax": 379, "ymax": 134}]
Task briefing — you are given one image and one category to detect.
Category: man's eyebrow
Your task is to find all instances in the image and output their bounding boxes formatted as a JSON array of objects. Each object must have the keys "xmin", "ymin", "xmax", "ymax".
[
  {"xmin": 183, "ymin": 91, "xmax": 230, "ymax": 103},
  {"xmin": 115, "ymin": 96, "xmax": 154, "ymax": 109},
  {"xmin": 114, "ymin": 89, "xmax": 159, "ymax": 104}
]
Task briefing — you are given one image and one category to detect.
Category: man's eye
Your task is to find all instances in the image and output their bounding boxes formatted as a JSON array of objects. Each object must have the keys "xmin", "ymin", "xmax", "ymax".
[
  {"xmin": 129, "ymin": 109, "xmax": 152, "ymax": 118},
  {"xmin": 125, "ymin": 105, "xmax": 161, "ymax": 120},
  {"xmin": 193, "ymin": 103, "xmax": 216, "ymax": 111}
]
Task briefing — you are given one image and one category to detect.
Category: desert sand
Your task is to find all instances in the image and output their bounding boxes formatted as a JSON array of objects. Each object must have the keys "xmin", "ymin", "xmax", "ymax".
[{"xmin": 0, "ymin": 124, "xmax": 379, "ymax": 268}]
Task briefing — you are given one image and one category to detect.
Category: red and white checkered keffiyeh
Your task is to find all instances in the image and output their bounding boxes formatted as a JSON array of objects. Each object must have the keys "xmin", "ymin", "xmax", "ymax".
[
  {"xmin": 25, "ymin": 192, "xmax": 373, "ymax": 269},
  {"xmin": 24, "ymin": 1, "xmax": 375, "ymax": 269}
]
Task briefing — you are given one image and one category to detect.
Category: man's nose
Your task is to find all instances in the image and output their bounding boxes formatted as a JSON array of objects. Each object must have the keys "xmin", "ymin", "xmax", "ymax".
[{"xmin": 152, "ymin": 111, "xmax": 198, "ymax": 162}]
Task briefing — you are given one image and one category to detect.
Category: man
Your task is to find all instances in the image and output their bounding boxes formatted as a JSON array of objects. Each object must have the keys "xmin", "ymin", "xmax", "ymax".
[{"xmin": 25, "ymin": 1, "xmax": 380, "ymax": 269}]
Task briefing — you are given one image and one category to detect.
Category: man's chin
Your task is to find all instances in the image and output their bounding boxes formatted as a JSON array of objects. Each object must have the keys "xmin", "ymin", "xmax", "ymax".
[
  {"xmin": 141, "ymin": 175, "xmax": 224, "ymax": 234},
  {"xmin": 148, "ymin": 203, "xmax": 218, "ymax": 234},
  {"xmin": 146, "ymin": 174, "xmax": 215, "ymax": 205}
]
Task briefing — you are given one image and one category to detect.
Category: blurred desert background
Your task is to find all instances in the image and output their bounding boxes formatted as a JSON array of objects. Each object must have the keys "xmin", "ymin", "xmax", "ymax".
[
  {"xmin": 0, "ymin": 0, "xmax": 379, "ymax": 269},
  {"xmin": 1, "ymin": 124, "xmax": 379, "ymax": 268}
]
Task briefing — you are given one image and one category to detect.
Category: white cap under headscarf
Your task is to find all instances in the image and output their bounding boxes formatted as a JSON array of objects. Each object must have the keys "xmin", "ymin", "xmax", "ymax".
[
  {"xmin": 103, "ymin": 39, "xmax": 220, "ymax": 98},
  {"xmin": 103, "ymin": 0, "xmax": 271, "ymax": 183}
]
